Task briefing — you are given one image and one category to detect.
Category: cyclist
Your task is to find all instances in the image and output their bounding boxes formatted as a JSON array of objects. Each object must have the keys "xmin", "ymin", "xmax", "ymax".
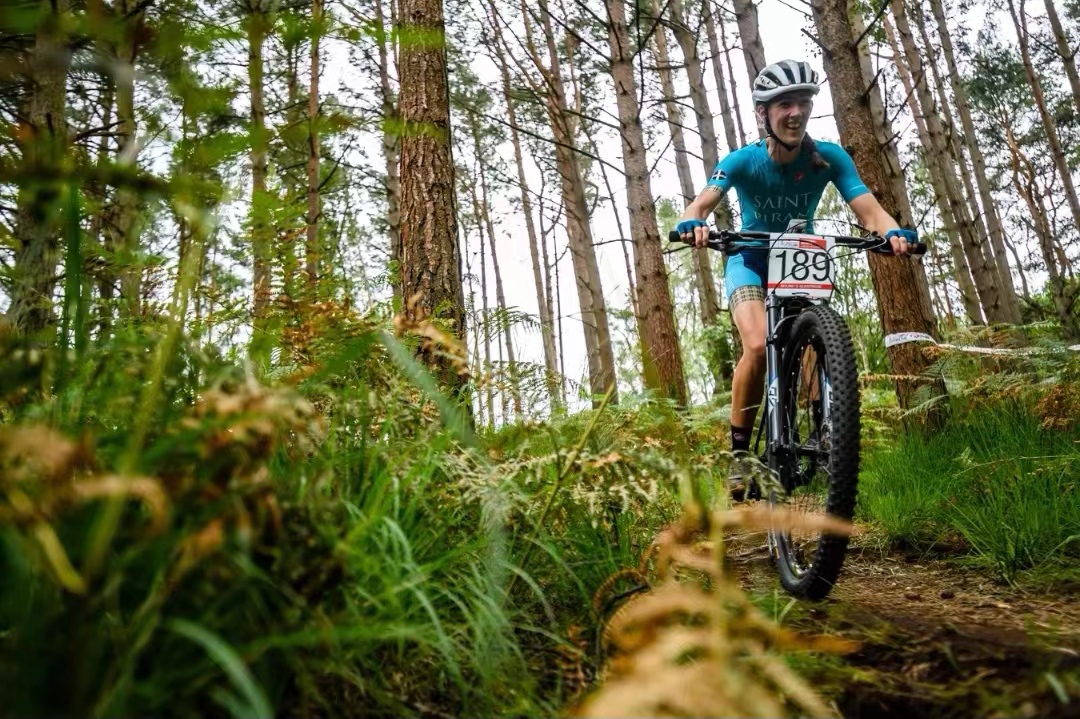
[{"xmin": 675, "ymin": 59, "xmax": 918, "ymax": 498}]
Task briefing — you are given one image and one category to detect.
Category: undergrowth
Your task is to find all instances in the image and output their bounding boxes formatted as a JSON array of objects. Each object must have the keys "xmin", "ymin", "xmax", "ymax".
[
  {"xmin": 3, "ymin": 306, "xmax": 1079, "ymax": 717},
  {"xmin": 858, "ymin": 351, "xmax": 1080, "ymax": 582},
  {"xmin": 0, "ymin": 308, "xmax": 738, "ymax": 718}
]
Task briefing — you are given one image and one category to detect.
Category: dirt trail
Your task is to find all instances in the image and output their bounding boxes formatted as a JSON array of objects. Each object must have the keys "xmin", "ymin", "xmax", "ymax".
[{"xmin": 728, "ymin": 521, "xmax": 1080, "ymax": 719}]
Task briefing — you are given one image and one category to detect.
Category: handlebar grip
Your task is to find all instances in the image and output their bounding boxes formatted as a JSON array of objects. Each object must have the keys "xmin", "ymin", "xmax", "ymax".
[
  {"xmin": 911, "ymin": 242, "xmax": 928, "ymax": 256},
  {"xmin": 668, "ymin": 229, "xmax": 684, "ymax": 244}
]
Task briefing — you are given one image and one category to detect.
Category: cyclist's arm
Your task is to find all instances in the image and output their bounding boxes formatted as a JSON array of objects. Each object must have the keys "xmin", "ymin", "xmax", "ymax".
[
  {"xmin": 678, "ymin": 154, "xmax": 739, "ymax": 246},
  {"xmin": 829, "ymin": 145, "xmax": 912, "ymax": 256}
]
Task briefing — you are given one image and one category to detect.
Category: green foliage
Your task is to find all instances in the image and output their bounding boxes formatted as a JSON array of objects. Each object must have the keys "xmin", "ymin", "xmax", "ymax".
[
  {"xmin": 859, "ymin": 382, "xmax": 1080, "ymax": 581},
  {"xmin": 0, "ymin": 310, "xmax": 734, "ymax": 717}
]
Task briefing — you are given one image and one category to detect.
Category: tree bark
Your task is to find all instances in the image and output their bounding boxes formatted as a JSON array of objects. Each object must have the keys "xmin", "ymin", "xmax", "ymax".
[
  {"xmin": 305, "ymin": 0, "xmax": 323, "ymax": 299},
  {"xmin": 375, "ymin": 0, "xmax": 403, "ymax": 307},
  {"xmin": 1001, "ymin": 114, "xmax": 1079, "ymax": 338},
  {"xmin": 10, "ymin": 0, "xmax": 71, "ymax": 337},
  {"xmin": 850, "ymin": 7, "xmax": 914, "ymax": 226},
  {"xmin": 670, "ymin": 0, "xmax": 740, "ymax": 367},
  {"xmin": 471, "ymin": 120, "xmax": 523, "ymax": 419},
  {"xmin": 464, "ymin": 230, "xmax": 484, "ymax": 419},
  {"xmin": 719, "ymin": 17, "xmax": 748, "ymax": 146},
  {"xmin": 653, "ymin": 1, "xmax": 725, "ymax": 391},
  {"xmin": 399, "ymin": 0, "xmax": 468, "ymax": 393},
  {"xmin": 702, "ymin": 1, "xmax": 739, "ymax": 152},
  {"xmin": 1008, "ymin": 0, "xmax": 1080, "ymax": 234},
  {"xmin": 279, "ymin": 40, "xmax": 302, "ymax": 302},
  {"xmin": 472, "ymin": 185, "xmax": 495, "ymax": 426},
  {"xmin": 488, "ymin": 16, "xmax": 560, "ymax": 408},
  {"xmin": 732, "ymin": 0, "xmax": 767, "ymax": 86},
  {"xmin": 1043, "ymin": 0, "xmax": 1080, "ymax": 118},
  {"xmin": 526, "ymin": 0, "xmax": 619, "ymax": 404},
  {"xmin": 91, "ymin": 85, "xmax": 114, "ymax": 334},
  {"xmin": 607, "ymin": 0, "xmax": 688, "ymax": 405},
  {"xmin": 246, "ymin": 0, "xmax": 274, "ymax": 361},
  {"xmin": 889, "ymin": 1, "xmax": 1008, "ymax": 324},
  {"xmin": 851, "ymin": 5, "xmax": 935, "ymax": 310},
  {"xmin": 107, "ymin": 0, "xmax": 145, "ymax": 319},
  {"xmin": 917, "ymin": 1, "xmax": 1022, "ymax": 323},
  {"xmin": 812, "ymin": 0, "xmax": 946, "ymax": 410},
  {"xmin": 883, "ymin": 14, "xmax": 983, "ymax": 325}
]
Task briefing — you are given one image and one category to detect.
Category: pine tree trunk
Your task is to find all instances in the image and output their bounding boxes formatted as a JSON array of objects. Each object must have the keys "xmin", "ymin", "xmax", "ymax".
[
  {"xmin": 653, "ymin": 3, "xmax": 725, "ymax": 391},
  {"xmin": 669, "ymin": 0, "xmax": 740, "ymax": 367},
  {"xmin": 883, "ymin": 14, "xmax": 983, "ymax": 325},
  {"xmin": 464, "ymin": 235, "xmax": 483, "ymax": 419},
  {"xmin": 607, "ymin": 0, "xmax": 688, "ymax": 405},
  {"xmin": 928, "ymin": 0, "xmax": 1017, "ymax": 320},
  {"xmin": 850, "ymin": 7, "xmax": 914, "ymax": 226},
  {"xmin": 1001, "ymin": 116, "xmax": 1080, "ymax": 338},
  {"xmin": 914, "ymin": 5, "xmax": 1021, "ymax": 324},
  {"xmin": 1044, "ymin": 0, "xmax": 1080, "ymax": 118},
  {"xmin": 109, "ymin": 0, "xmax": 144, "ymax": 319},
  {"xmin": 719, "ymin": 18, "xmax": 748, "ymax": 146},
  {"xmin": 247, "ymin": 0, "xmax": 274, "ymax": 361},
  {"xmin": 1008, "ymin": 0, "xmax": 1080, "ymax": 234},
  {"xmin": 732, "ymin": 0, "xmax": 767, "ymax": 86},
  {"xmin": 472, "ymin": 190, "xmax": 495, "ymax": 426},
  {"xmin": 305, "ymin": 0, "xmax": 323, "ymax": 299},
  {"xmin": 851, "ymin": 6, "xmax": 934, "ymax": 310},
  {"xmin": 489, "ymin": 15, "xmax": 560, "ymax": 407},
  {"xmin": 10, "ymin": 0, "xmax": 70, "ymax": 336},
  {"xmin": 91, "ymin": 85, "xmax": 114, "ymax": 334},
  {"xmin": 375, "ymin": 0, "xmax": 403, "ymax": 307},
  {"xmin": 812, "ymin": 0, "xmax": 946, "ymax": 410},
  {"xmin": 529, "ymin": 0, "xmax": 618, "ymax": 404},
  {"xmin": 889, "ymin": 1, "xmax": 1008, "ymax": 324},
  {"xmin": 702, "ymin": 2, "xmax": 739, "ymax": 152},
  {"xmin": 279, "ymin": 42, "xmax": 301, "ymax": 302},
  {"xmin": 669, "ymin": 0, "xmax": 719, "ymax": 173},
  {"xmin": 1000, "ymin": 214, "xmax": 1031, "ymax": 303},
  {"xmin": 471, "ymin": 122, "xmax": 523, "ymax": 419},
  {"xmin": 540, "ymin": 195, "xmax": 568, "ymax": 406},
  {"xmin": 399, "ymin": 0, "xmax": 468, "ymax": 393},
  {"xmin": 580, "ymin": 119, "xmax": 640, "ymax": 320}
]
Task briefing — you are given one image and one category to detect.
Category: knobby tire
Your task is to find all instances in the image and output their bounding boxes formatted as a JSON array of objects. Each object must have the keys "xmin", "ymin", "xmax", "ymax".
[{"xmin": 772, "ymin": 305, "xmax": 860, "ymax": 600}]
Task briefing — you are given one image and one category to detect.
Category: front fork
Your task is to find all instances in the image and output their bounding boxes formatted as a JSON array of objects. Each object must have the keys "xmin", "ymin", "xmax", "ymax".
[
  {"xmin": 758, "ymin": 298, "xmax": 789, "ymax": 559},
  {"xmin": 749, "ymin": 297, "xmax": 785, "ymax": 503}
]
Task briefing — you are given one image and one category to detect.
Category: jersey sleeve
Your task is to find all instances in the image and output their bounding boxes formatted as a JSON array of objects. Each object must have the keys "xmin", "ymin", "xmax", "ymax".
[
  {"xmin": 823, "ymin": 143, "xmax": 871, "ymax": 202},
  {"xmin": 705, "ymin": 150, "xmax": 741, "ymax": 193}
]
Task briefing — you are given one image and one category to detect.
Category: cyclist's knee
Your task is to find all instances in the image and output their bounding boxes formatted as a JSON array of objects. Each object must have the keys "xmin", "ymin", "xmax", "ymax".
[{"xmin": 742, "ymin": 334, "xmax": 767, "ymax": 363}]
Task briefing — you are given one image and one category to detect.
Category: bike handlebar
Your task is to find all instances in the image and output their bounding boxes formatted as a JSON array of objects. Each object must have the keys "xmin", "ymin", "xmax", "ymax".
[{"xmin": 666, "ymin": 228, "xmax": 928, "ymax": 256}]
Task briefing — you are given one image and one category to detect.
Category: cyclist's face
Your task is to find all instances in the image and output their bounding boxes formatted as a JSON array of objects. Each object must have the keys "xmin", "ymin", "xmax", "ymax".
[{"xmin": 764, "ymin": 92, "xmax": 813, "ymax": 145}]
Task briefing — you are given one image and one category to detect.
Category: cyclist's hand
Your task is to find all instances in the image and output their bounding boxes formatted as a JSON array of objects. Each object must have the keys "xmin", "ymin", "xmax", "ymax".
[
  {"xmin": 677, "ymin": 218, "xmax": 708, "ymax": 248},
  {"xmin": 885, "ymin": 228, "xmax": 918, "ymax": 257}
]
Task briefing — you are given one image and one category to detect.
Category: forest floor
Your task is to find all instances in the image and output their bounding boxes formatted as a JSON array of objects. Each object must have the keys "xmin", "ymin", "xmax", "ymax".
[{"xmin": 724, "ymin": 510, "xmax": 1080, "ymax": 719}]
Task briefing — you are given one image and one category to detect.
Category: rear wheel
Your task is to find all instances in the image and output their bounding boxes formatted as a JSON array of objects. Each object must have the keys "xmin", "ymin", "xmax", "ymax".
[{"xmin": 770, "ymin": 305, "xmax": 860, "ymax": 600}]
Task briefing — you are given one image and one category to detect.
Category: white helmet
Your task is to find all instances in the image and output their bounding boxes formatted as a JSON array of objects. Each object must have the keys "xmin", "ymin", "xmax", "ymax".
[{"xmin": 752, "ymin": 60, "xmax": 820, "ymax": 104}]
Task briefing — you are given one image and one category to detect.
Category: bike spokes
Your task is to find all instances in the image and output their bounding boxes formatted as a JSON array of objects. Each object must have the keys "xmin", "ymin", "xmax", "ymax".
[{"xmin": 779, "ymin": 337, "xmax": 831, "ymax": 577}]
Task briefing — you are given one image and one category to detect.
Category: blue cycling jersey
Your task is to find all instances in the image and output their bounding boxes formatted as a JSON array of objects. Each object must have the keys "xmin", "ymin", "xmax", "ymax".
[
  {"xmin": 706, "ymin": 139, "xmax": 870, "ymax": 233},
  {"xmin": 707, "ymin": 139, "xmax": 871, "ymax": 299}
]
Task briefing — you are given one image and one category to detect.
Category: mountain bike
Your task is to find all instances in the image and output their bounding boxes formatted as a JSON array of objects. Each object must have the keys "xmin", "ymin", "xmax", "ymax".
[{"xmin": 668, "ymin": 226, "xmax": 926, "ymax": 599}]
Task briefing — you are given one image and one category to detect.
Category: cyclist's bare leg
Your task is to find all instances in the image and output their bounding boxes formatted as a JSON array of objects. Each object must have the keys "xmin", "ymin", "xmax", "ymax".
[{"xmin": 731, "ymin": 297, "xmax": 767, "ymax": 433}]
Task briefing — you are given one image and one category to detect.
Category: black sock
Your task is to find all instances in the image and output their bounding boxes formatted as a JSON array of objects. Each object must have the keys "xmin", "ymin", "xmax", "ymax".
[{"xmin": 730, "ymin": 424, "xmax": 751, "ymax": 453}]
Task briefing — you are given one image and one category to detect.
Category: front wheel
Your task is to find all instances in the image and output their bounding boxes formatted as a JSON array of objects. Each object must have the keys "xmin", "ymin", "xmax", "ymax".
[{"xmin": 771, "ymin": 305, "xmax": 860, "ymax": 600}]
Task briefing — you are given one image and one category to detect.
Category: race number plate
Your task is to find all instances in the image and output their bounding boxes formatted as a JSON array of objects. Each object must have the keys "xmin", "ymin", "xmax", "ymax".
[{"xmin": 766, "ymin": 234, "xmax": 834, "ymax": 298}]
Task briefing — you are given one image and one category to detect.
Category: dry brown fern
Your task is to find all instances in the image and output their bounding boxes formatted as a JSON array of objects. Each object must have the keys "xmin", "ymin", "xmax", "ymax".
[{"xmin": 570, "ymin": 503, "xmax": 858, "ymax": 718}]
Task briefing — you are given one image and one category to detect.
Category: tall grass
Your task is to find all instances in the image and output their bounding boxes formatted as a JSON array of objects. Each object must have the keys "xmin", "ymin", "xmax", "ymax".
[
  {"xmin": 858, "ymin": 390, "xmax": 1080, "ymax": 580},
  {"xmin": 0, "ymin": 313, "xmax": 709, "ymax": 718}
]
